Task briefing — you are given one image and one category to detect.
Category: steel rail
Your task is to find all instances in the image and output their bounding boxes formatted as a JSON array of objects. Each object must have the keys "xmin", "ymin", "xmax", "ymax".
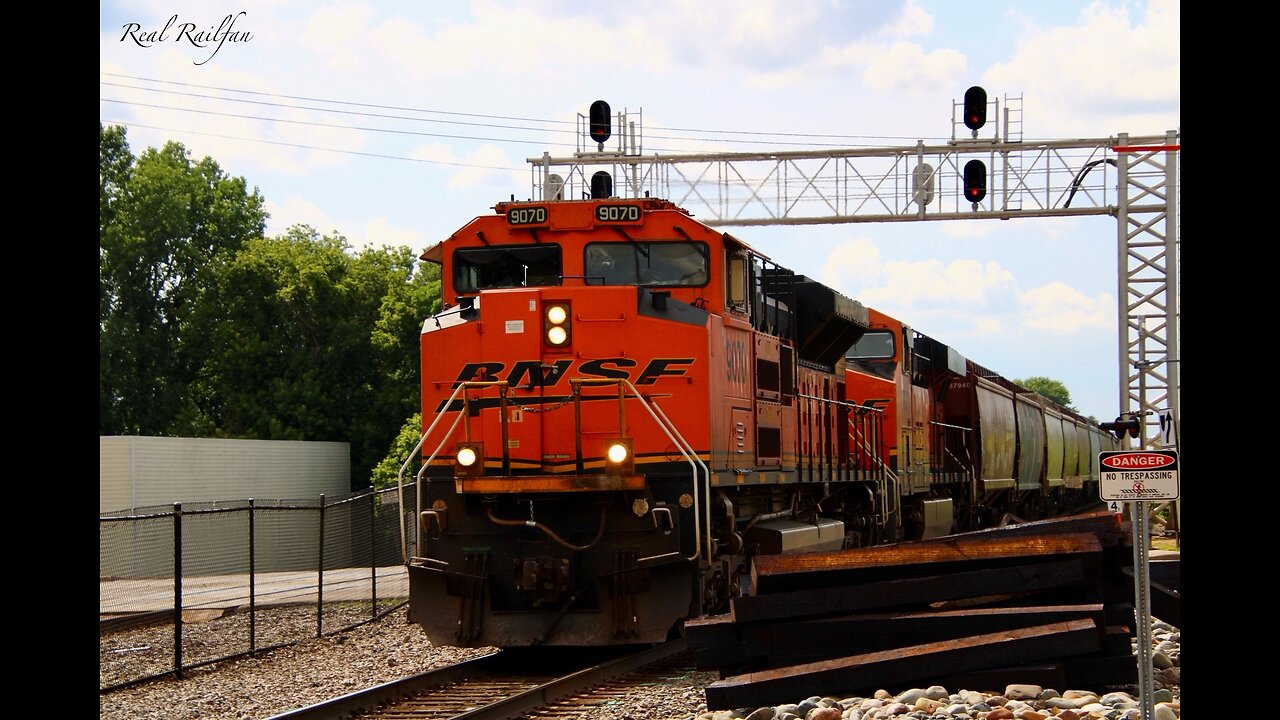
[{"xmin": 267, "ymin": 639, "xmax": 685, "ymax": 720}]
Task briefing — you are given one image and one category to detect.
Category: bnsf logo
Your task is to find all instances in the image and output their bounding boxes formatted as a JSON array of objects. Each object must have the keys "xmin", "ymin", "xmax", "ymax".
[{"xmin": 449, "ymin": 358, "xmax": 694, "ymax": 389}]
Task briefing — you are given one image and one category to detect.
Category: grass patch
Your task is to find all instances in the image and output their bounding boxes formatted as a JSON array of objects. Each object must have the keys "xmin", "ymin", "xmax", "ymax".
[{"xmin": 1151, "ymin": 536, "xmax": 1179, "ymax": 551}]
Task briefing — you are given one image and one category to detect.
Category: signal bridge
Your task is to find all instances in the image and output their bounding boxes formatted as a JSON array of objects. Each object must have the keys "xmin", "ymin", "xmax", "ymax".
[{"xmin": 528, "ymin": 99, "xmax": 1179, "ymax": 530}]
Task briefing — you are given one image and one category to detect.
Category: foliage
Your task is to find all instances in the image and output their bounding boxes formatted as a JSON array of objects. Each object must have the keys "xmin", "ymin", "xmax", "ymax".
[
  {"xmin": 100, "ymin": 124, "xmax": 267, "ymax": 435},
  {"xmin": 1013, "ymin": 376, "xmax": 1075, "ymax": 410},
  {"xmin": 100, "ymin": 125, "xmax": 441, "ymax": 487},
  {"xmin": 371, "ymin": 413, "xmax": 423, "ymax": 491},
  {"xmin": 196, "ymin": 227, "xmax": 439, "ymax": 483}
]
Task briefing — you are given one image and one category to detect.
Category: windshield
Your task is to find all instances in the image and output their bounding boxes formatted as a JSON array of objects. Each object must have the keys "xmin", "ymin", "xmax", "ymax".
[
  {"xmin": 454, "ymin": 245, "xmax": 562, "ymax": 292},
  {"xmin": 846, "ymin": 330, "xmax": 895, "ymax": 360},
  {"xmin": 584, "ymin": 242, "xmax": 709, "ymax": 287}
]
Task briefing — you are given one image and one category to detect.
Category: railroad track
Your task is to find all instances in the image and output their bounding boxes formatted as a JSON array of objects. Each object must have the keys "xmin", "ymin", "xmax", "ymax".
[{"xmin": 269, "ymin": 639, "xmax": 688, "ymax": 720}]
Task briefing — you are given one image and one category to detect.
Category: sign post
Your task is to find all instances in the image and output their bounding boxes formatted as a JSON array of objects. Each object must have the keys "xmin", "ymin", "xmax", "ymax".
[{"xmin": 1099, "ymin": 449, "xmax": 1179, "ymax": 720}]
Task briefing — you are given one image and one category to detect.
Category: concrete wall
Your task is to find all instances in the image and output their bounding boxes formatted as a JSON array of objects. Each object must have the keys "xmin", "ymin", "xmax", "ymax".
[
  {"xmin": 100, "ymin": 437, "xmax": 352, "ymax": 578},
  {"xmin": 100, "ymin": 436, "xmax": 350, "ymax": 513}
]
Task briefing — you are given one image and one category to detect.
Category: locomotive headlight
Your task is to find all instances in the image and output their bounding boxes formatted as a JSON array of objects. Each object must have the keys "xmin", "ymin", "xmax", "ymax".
[
  {"xmin": 544, "ymin": 302, "xmax": 571, "ymax": 348},
  {"xmin": 456, "ymin": 447, "xmax": 477, "ymax": 466},
  {"xmin": 604, "ymin": 438, "xmax": 634, "ymax": 474},
  {"xmin": 454, "ymin": 443, "xmax": 484, "ymax": 477}
]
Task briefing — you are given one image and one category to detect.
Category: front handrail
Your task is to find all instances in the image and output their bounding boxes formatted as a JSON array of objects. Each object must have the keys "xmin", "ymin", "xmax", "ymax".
[
  {"xmin": 400, "ymin": 377, "xmax": 708, "ymax": 565},
  {"xmin": 396, "ymin": 382, "xmax": 506, "ymax": 563},
  {"xmin": 847, "ymin": 414, "xmax": 899, "ymax": 531}
]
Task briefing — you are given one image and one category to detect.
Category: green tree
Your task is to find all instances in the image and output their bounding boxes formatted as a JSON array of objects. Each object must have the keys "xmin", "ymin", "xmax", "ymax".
[
  {"xmin": 101, "ymin": 127, "xmax": 441, "ymax": 487},
  {"xmin": 198, "ymin": 227, "xmax": 439, "ymax": 485},
  {"xmin": 371, "ymin": 413, "xmax": 423, "ymax": 490},
  {"xmin": 99, "ymin": 125, "xmax": 267, "ymax": 435},
  {"xmin": 1014, "ymin": 376, "xmax": 1075, "ymax": 410}
]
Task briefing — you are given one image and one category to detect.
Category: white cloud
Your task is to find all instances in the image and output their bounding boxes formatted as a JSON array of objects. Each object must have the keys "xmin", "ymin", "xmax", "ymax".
[
  {"xmin": 408, "ymin": 142, "xmax": 524, "ymax": 188},
  {"xmin": 101, "ymin": 51, "xmax": 363, "ymax": 176},
  {"xmin": 362, "ymin": 217, "xmax": 427, "ymax": 252},
  {"xmin": 819, "ymin": 238, "xmax": 1114, "ymax": 340},
  {"xmin": 1018, "ymin": 281, "xmax": 1115, "ymax": 332},
  {"xmin": 819, "ymin": 237, "xmax": 882, "ymax": 290},
  {"xmin": 303, "ymin": 2, "xmax": 376, "ymax": 73},
  {"xmin": 266, "ymin": 198, "xmax": 426, "ymax": 252},
  {"xmin": 937, "ymin": 220, "xmax": 993, "ymax": 239},
  {"xmin": 265, "ymin": 196, "xmax": 342, "ymax": 237},
  {"xmin": 867, "ymin": 258, "xmax": 1016, "ymax": 307},
  {"xmin": 878, "ymin": 0, "xmax": 933, "ymax": 37},
  {"xmin": 863, "ymin": 42, "xmax": 966, "ymax": 93},
  {"xmin": 984, "ymin": 0, "xmax": 1179, "ymax": 137}
]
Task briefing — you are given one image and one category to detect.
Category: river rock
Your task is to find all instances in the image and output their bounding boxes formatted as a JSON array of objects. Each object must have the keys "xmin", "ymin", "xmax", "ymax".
[
  {"xmin": 913, "ymin": 698, "xmax": 942, "ymax": 713},
  {"xmin": 1101, "ymin": 692, "xmax": 1136, "ymax": 706},
  {"xmin": 983, "ymin": 710, "xmax": 1014, "ymax": 720},
  {"xmin": 924, "ymin": 686, "xmax": 949, "ymax": 701},
  {"xmin": 806, "ymin": 708, "xmax": 841, "ymax": 720},
  {"xmin": 1154, "ymin": 704, "xmax": 1177, "ymax": 720},
  {"xmin": 896, "ymin": 689, "xmax": 926, "ymax": 705},
  {"xmin": 744, "ymin": 708, "xmax": 774, "ymax": 720},
  {"xmin": 1004, "ymin": 685, "xmax": 1042, "ymax": 701}
]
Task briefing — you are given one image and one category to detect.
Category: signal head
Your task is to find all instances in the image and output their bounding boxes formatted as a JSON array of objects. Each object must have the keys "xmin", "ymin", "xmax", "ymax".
[
  {"xmin": 963, "ymin": 86, "xmax": 987, "ymax": 131},
  {"xmin": 589, "ymin": 100, "xmax": 611, "ymax": 144},
  {"xmin": 963, "ymin": 160, "xmax": 987, "ymax": 204}
]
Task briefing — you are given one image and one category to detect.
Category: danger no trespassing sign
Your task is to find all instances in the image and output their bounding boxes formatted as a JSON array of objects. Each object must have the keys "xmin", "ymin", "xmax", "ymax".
[{"xmin": 1098, "ymin": 450, "xmax": 1179, "ymax": 502}]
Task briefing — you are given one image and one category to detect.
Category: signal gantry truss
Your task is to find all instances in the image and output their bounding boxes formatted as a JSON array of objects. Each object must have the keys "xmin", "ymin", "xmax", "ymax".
[{"xmin": 528, "ymin": 128, "xmax": 1181, "ymax": 510}]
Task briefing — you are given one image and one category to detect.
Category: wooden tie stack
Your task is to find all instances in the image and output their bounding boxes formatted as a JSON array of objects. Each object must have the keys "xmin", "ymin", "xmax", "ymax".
[{"xmin": 688, "ymin": 511, "xmax": 1156, "ymax": 710}]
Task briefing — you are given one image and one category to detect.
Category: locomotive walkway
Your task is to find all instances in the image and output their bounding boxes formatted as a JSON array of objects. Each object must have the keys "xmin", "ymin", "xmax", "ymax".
[{"xmin": 99, "ymin": 565, "xmax": 408, "ymax": 615}]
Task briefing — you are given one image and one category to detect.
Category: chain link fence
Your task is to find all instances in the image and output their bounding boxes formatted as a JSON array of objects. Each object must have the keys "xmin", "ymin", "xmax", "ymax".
[{"xmin": 100, "ymin": 483, "xmax": 419, "ymax": 692}]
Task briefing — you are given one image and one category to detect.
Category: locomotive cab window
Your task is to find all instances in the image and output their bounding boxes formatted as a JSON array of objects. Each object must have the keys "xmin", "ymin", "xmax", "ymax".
[
  {"xmin": 584, "ymin": 241, "xmax": 709, "ymax": 287},
  {"xmin": 454, "ymin": 245, "xmax": 562, "ymax": 292},
  {"xmin": 846, "ymin": 330, "xmax": 896, "ymax": 380},
  {"xmin": 726, "ymin": 252, "xmax": 748, "ymax": 314}
]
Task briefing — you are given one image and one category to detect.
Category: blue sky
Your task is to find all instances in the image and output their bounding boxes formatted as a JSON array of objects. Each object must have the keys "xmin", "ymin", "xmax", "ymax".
[{"xmin": 100, "ymin": 0, "xmax": 1180, "ymax": 422}]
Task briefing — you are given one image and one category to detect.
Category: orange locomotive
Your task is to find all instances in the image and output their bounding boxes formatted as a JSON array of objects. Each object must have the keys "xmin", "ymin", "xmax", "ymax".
[{"xmin": 405, "ymin": 196, "xmax": 1113, "ymax": 647}]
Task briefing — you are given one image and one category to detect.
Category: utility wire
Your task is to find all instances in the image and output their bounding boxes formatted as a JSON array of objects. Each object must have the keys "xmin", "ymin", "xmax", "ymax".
[
  {"xmin": 101, "ymin": 81, "xmax": 577, "ymax": 137},
  {"xmin": 102, "ymin": 72, "xmax": 949, "ymax": 145},
  {"xmin": 101, "ymin": 119, "xmax": 526, "ymax": 171},
  {"xmin": 100, "ymin": 98, "xmax": 577, "ymax": 148}
]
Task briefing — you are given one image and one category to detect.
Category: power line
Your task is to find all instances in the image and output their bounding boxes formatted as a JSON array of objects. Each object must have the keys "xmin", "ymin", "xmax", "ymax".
[
  {"xmin": 101, "ymin": 72, "xmax": 948, "ymax": 146},
  {"xmin": 101, "ymin": 93, "xmax": 911, "ymax": 151},
  {"xmin": 101, "ymin": 72, "xmax": 571, "ymax": 126},
  {"xmin": 101, "ymin": 119, "xmax": 526, "ymax": 171},
  {"xmin": 101, "ymin": 81, "xmax": 578, "ymax": 137},
  {"xmin": 100, "ymin": 98, "xmax": 576, "ymax": 148}
]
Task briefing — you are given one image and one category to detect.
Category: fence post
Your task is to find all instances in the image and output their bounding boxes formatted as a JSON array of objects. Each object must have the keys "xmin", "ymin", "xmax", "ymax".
[
  {"xmin": 317, "ymin": 494, "xmax": 325, "ymax": 638},
  {"xmin": 248, "ymin": 498, "xmax": 256, "ymax": 652},
  {"xmin": 370, "ymin": 488, "xmax": 377, "ymax": 620},
  {"xmin": 173, "ymin": 502, "xmax": 183, "ymax": 679}
]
